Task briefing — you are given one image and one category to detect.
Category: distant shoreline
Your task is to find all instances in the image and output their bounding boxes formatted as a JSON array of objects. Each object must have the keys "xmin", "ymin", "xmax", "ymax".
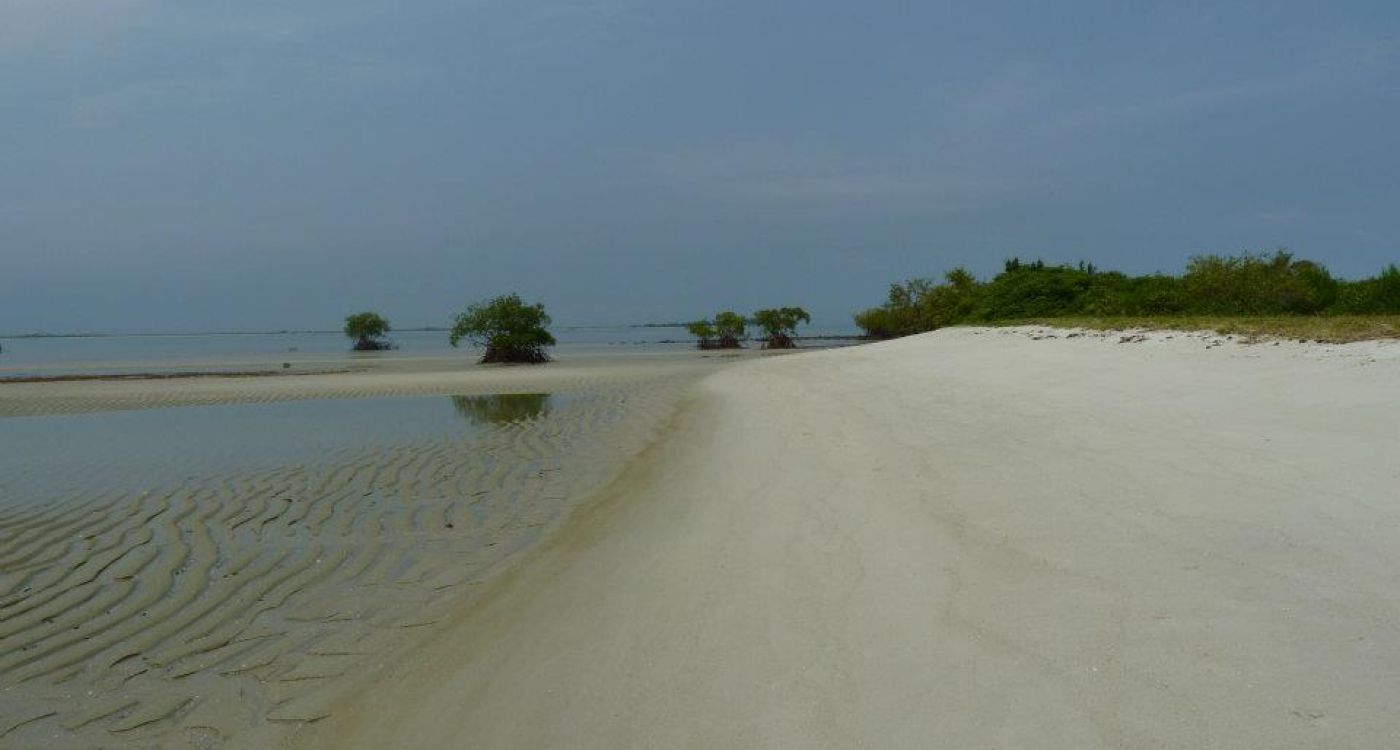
[
  {"xmin": 0, "ymin": 324, "xmax": 697, "ymax": 339},
  {"xmin": 0, "ymin": 368, "xmax": 349, "ymax": 384},
  {"xmin": 0, "ymin": 328, "xmax": 454, "ymax": 340}
]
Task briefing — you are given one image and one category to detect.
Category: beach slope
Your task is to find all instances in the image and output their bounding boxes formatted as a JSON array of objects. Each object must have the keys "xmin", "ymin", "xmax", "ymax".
[{"xmin": 297, "ymin": 327, "xmax": 1400, "ymax": 749}]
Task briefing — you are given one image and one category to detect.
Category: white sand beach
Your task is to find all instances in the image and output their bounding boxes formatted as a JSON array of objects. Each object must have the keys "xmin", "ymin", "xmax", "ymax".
[
  {"xmin": 292, "ymin": 327, "xmax": 1400, "ymax": 749},
  {"xmin": 4, "ymin": 329, "xmax": 1398, "ymax": 748}
]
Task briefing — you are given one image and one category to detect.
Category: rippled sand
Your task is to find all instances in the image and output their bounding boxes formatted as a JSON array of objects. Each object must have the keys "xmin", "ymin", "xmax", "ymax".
[{"xmin": 0, "ymin": 355, "xmax": 725, "ymax": 747}]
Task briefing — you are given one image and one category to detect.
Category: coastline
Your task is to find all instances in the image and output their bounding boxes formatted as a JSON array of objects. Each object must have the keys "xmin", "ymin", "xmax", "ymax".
[
  {"xmin": 0, "ymin": 353, "xmax": 732, "ymax": 747},
  {"xmin": 0, "ymin": 353, "xmax": 730, "ymax": 418},
  {"xmin": 293, "ymin": 326, "xmax": 1400, "ymax": 748},
  {"xmin": 0, "ymin": 369, "xmax": 349, "ymax": 385}
]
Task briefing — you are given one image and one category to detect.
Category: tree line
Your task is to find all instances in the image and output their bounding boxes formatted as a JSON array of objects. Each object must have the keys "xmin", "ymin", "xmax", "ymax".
[{"xmin": 853, "ymin": 251, "xmax": 1400, "ymax": 339}]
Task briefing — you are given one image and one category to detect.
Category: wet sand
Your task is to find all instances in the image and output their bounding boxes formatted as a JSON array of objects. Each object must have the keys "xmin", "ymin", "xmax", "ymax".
[
  {"xmin": 0, "ymin": 351, "xmax": 719, "ymax": 417},
  {"xmin": 0, "ymin": 353, "xmax": 735, "ymax": 747},
  {"xmin": 296, "ymin": 327, "xmax": 1400, "ymax": 749}
]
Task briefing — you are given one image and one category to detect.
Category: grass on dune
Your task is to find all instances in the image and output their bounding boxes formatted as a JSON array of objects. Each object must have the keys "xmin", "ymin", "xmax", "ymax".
[{"xmin": 988, "ymin": 315, "xmax": 1400, "ymax": 343}]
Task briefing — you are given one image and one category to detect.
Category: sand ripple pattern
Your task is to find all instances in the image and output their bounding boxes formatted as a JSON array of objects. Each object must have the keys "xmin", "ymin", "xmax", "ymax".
[
  {"xmin": 0, "ymin": 361, "xmax": 703, "ymax": 418},
  {"xmin": 0, "ymin": 375, "xmax": 693, "ymax": 748}
]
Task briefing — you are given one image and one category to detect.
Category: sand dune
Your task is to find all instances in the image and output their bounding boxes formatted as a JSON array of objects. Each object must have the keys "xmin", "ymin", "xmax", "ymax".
[{"xmin": 297, "ymin": 327, "xmax": 1400, "ymax": 749}]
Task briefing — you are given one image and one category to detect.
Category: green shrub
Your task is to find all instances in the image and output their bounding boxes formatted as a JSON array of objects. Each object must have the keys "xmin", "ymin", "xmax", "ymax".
[
  {"xmin": 343, "ymin": 311, "xmax": 393, "ymax": 351},
  {"xmin": 1127, "ymin": 275, "xmax": 1189, "ymax": 314},
  {"xmin": 853, "ymin": 305, "xmax": 907, "ymax": 339},
  {"xmin": 753, "ymin": 307, "xmax": 811, "ymax": 349},
  {"xmin": 853, "ymin": 281, "xmax": 926, "ymax": 339},
  {"xmin": 852, "ymin": 272, "xmax": 981, "ymax": 339},
  {"xmin": 449, "ymin": 294, "xmax": 556, "ymax": 363},
  {"xmin": 917, "ymin": 268, "xmax": 983, "ymax": 327},
  {"xmin": 686, "ymin": 320, "xmax": 718, "ymax": 349},
  {"xmin": 1337, "ymin": 265, "xmax": 1400, "ymax": 313},
  {"xmin": 713, "ymin": 311, "xmax": 747, "ymax": 348},
  {"xmin": 973, "ymin": 260, "xmax": 1099, "ymax": 319},
  {"xmin": 1181, "ymin": 251, "xmax": 1338, "ymax": 314}
]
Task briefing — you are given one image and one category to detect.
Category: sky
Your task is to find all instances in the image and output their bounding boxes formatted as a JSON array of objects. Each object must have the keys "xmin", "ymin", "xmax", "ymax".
[{"xmin": 2, "ymin": 0, "xmax": 1398, "ymax": 333}]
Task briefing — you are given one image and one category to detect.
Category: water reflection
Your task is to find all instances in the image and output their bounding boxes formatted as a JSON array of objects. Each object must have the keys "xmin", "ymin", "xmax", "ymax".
[{"xmin": 450, "ymin": 393, "xmax": 553, "ymax": 425}]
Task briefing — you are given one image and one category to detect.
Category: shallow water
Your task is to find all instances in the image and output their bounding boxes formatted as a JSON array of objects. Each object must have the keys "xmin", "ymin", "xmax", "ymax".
[
  {"xmin": 0, "ymin": 377, "xmax": 687, "ymax": 748},
  {"xmin": 0, "ymin": 329, "xmax": 688, "ymax": 377},
  {"xmin": 0, "ymin": 327, "xmax": 862, "ymax": 378},
  {"xmin": 1, "ymin": 393, "xmax": 559, "ymax": 509}
]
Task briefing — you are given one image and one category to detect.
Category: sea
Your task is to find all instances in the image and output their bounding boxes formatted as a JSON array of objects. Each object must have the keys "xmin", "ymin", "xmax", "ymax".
[{"xmin": 0, "ymin": 325, "xmax": 862, "ymax": 379}]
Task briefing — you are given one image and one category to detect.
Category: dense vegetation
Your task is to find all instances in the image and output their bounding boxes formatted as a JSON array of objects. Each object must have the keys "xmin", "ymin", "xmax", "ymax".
[
  {"xmin": 449, "ymin": 294, "xmax": 556, "ymax": 363},
  {"xmin": 343, "ymin": 311, "xmax": 393, "ymax": 351},
  {"xmin": 854, "ymin": 252, "xmax": 1400, "ymax": 339}
]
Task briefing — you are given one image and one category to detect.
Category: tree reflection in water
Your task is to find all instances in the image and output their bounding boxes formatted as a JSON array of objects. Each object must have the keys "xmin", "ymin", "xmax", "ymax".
[{"xmin": 450, "ymin": 393, "xmax": 553, "ymax": 425}]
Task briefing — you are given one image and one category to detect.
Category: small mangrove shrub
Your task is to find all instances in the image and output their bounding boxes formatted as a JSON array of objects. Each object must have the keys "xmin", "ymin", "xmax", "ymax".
[
  {"xmin": 687, "ymin": 312, "xmax": 745, "ymax": 349},
  {"xmin": 343, "ymin": 311, "xmax": 394, "ymax": 351},
  {"xmin": 449, "ymin": 294, "xmax": 556, "ymax": 363},
  {"xmin": 753, "ymin": 306, "xmax": 811, "ymax": 349},
  {"xmin": 713, "ymin": 311, "xmax": 747, "ymax": 348},
  {"xmin": 686, "ymin": 320, "xmax": 719, "ymax": 349}
]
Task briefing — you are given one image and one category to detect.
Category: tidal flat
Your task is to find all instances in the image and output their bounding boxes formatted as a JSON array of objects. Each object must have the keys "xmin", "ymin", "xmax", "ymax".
[{"xmin": 0, "ymin": 356, "xmax": 719, "ymax": 747}]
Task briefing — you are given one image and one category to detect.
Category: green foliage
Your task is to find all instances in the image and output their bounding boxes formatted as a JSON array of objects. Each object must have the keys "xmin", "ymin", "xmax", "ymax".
[
  {"xmin": 753, "ymin": 306, "xmax": 811, "ymax": 349},
  {"xmin": 684, "ymin": 312, "xmax": 745, "ymax": 349},
  {"xmin": 853, "ymin": 251, "xmax": 1397, "ymax": 339},
  {"xmin": 975, "ymin": 262, "xmax": 1097, "ymax": 318},
  {"xmin": 1335, "ymin": 265, "xmax": 1400, "ymax": 314},
  {"xmin": 852, "ymin": 268, "xmax": 985, "ymax": 338},
  {"xmin": 712, "ymin": 311, "xmax": 747, "ymax": 348},
  {"xmin": 853, "ymin": 282, "xmax": 925, "ymax": 339},
  {"xmin": 449, "ymin": 293, "xmax": 556, "ymax": 363},
  {"xmin": 1121, "ymin": 274, "xmax": 1189, "ymax": 315},
  {"xmin": 1181, "ymin": 251, "xmax": 1338, "ymax": 314},
  {"xmin": 686, "ymin": 320, "xmax": 718, "ymax": 349},
  {"xmin": 343, "ymin": 311, "xmax": 392, "ymax": 351}
]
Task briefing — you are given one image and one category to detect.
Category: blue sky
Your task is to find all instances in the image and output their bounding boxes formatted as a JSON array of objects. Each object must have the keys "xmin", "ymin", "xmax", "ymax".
[{"xmin": 2, "ymin": 0, "xmax": 1397, "ymax": 332}]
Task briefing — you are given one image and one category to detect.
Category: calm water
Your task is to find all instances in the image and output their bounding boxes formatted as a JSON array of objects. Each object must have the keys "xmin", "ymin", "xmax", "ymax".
[
  {"xmin": 0, "ymin": 392, "xmax": 561, "ymax": 509},
  {"xmin": 0, "ymin": 328, "xmax": 678, "ymax": 376},
  {"xmin": 0, "ymin": 326, "xmax": 861, "ymax": 378},
  {"xmin": 0, "ymin": 383, "xmax": 673, "ymax": 747}
]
